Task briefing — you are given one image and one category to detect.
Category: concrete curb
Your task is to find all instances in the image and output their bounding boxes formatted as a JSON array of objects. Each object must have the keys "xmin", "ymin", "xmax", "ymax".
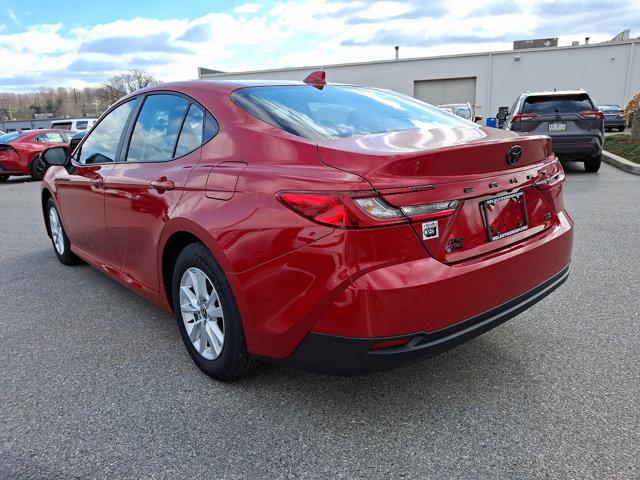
[{"xmin": 602, "ymin": 150, "xmax": 640, "ymax": 175}]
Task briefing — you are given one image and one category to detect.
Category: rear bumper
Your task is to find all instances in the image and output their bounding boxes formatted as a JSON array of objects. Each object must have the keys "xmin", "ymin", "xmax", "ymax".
[
  {"xmin": 604, "ymin": 119, "xmax": 625, "ymax": 128},
  {"xmin": 279, "ymin": 265, "xmax": 569, "ymax": 375},
  {"xmin": 550, "ymin": 134, "xmax": 602, "ymax": 158}
]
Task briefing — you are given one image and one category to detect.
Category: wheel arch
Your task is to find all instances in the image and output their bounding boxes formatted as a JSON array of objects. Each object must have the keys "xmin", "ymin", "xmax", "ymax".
[
  {"xmin": 41, "ymin": 188, "xmax": 53, "ymax": 238},
  {"xmin": 158, "ymin": 219, "xmax": 237, "ymax": 313}
]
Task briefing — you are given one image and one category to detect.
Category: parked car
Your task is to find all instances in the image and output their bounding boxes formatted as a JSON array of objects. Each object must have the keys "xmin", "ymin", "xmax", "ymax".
[
  {"xmin": 598, "ymin": 104, "xmax": 626, "ymax": 132},
  {"xmin": 50, "ymin": 118, "xmax": 97, "ymax": 131},
  {"xmin": 504, "ymin": 90, "xmax": 604, "ymax": 172},
  {"xmin": 437, "ymin": 102, "xmax": 482, "ymax": 123},
  {"xmin": 39, "ymin": 77, "xmax": 573, "ymax": 380},
  {"xmin": 437, "ymin": 106, "xmax": 454, "ymax": 114},
  {"xmin": 0, "ymin": 129, "xmax": 72, "ymax": 181}
]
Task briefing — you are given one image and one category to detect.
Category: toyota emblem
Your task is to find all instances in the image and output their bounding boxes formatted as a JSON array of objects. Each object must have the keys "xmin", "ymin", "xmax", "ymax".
[{"xmin": 507, "ymin": 145, "xmax": 523, "ymax": 165}]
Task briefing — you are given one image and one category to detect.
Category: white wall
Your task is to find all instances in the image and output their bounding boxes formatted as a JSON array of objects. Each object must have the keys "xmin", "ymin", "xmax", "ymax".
[{"xmin": 200, "ymin": 41, "xmax": 640, "ymax": 118}]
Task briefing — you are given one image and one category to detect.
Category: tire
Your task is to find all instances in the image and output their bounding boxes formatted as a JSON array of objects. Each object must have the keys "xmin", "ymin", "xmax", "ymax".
[
  {"xmin": 0, "ymin": 175, "xmax": 8, "ymax": 182},
  {"xmin": 618, "ymin": 126, "xmax": 625, "ymax": 132},
  {"xmin": 172, "ymin": 242, "xmax": 256, "ymax": 381},
  {"xmin": 30, "ymin": 154, "xmax": 47, "ymax": 181},
  {"xmin": 584, "ymin": 155, "xmax": 602, "ymax": 173},
  {"xmin": 46, "ymin": 197, "xmax": 81, "ymax": 265}
]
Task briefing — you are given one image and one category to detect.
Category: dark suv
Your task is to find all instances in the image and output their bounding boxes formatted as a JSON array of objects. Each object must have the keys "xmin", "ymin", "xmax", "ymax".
[{"xmin": 504, "ymin": 90, "xmax": 604, "ymax": 172}]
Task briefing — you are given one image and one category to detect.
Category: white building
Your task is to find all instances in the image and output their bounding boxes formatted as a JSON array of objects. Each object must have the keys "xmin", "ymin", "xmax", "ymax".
[{"xmin": 198, "ymin": 35, "xmax": 640, "ymax": 119}]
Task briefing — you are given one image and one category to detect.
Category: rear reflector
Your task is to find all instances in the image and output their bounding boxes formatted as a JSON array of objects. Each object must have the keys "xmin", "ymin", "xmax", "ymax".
[{"xmin": 369, "ymin": 337, "xmax": 412, "ymax": 350}]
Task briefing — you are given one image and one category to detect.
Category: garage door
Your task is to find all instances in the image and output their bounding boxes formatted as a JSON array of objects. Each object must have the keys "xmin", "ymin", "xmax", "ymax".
[{"xmin": 414, "ymin": 77, "xmax": 477, "ymax": 106}]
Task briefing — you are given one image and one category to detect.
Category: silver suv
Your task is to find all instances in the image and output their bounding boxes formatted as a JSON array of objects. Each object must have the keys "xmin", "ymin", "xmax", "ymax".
[{"xmin": 503, "ymin": 90, "xmax": 604, "ymax": 173}]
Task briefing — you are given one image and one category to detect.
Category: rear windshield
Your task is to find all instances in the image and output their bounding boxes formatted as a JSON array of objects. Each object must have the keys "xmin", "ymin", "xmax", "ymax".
[
  {"xmin": 231, "ymin": 85, "xmax": 473, "ymax": 140},
  {"xmin": 0, "ymin": 132, "xmax": 24, "ymax": 143},
  {"xmin": 522, "ymin": 94, "xmax": 594, "ymax": 114},
  {"xmin": 51, "ymin": 122, "xmax": 73, "ymax": 130},
  {"xmin": 598, "ymin": 105, "xmax": 622, "ymax": 112}
]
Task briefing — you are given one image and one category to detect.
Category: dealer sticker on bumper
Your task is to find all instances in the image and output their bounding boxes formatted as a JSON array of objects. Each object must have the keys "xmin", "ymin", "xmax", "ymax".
[{"xmin": 422, "ymin": 221, "xmax": 439, "ymax": 240}]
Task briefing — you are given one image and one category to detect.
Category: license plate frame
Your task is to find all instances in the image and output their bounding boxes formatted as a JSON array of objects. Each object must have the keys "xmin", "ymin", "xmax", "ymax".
[
  {"xmin": 482, "ymin": 192, "xmax": 529, "ymax": 242},
  {"xmin": 548, "ymin": 122, "xmax": 567, "ymax": 132}
]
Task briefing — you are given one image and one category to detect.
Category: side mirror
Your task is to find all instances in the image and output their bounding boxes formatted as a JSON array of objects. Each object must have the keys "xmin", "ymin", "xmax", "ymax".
[
  {"xmin": 42, "ymin": 146, "xmax": 69, "ymax": 167},
  {"xmin": 474, "ymin": 116, "xmax": 483, "ymax": 122}
]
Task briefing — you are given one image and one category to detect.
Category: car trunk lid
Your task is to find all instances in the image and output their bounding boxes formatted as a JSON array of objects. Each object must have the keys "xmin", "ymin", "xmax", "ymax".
[{"xmin": 317, "ymin": 126, "xmax": 562, "ymax": 263}]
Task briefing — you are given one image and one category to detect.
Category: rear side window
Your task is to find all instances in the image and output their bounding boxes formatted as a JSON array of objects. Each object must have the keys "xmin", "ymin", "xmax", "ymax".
[
  {"xmin": 175, "ymin": 104, "xmax": 204, "ymax": 157},
  {"xmin": 52, "ymin": 122, "xmax": 72, "ymax": 130},
  {"xmin": 231, "ymin": 85, "xmax": 472, "ymax": 140},
  {"xmin": 127, "ymin": 94, "xmax": 190, "ymax": 162},
  {"xmin": 522, "ymin": 94, "xmax": 594, "ymax": 114},
  {"xmin": 75, "ymin": 120, "xmax": 88, "ymax": 130},
  {"xmin": 77, "ymin": 99, "xmax": 137, "ymax": 164}
]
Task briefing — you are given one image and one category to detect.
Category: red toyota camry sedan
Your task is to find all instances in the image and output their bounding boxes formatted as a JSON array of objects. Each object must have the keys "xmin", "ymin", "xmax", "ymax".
[
  {"xmin": 0, "ymin": 129, "xmax": 72, "ymax": 181},
  {"xmin": 40, "ymin": 76, "xmax": 573, "ymax": 380}
]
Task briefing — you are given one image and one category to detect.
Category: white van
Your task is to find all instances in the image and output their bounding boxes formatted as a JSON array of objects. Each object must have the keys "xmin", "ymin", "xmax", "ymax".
[{"xmin": 50, "ymin": 118, "xmax": 97, "ymax": 131}]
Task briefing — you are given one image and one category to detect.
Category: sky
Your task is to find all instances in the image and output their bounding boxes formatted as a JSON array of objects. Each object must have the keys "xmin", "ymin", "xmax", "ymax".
[{"xmin": 0, "ymin": 0, "xmax": 639, "ymax": 92}]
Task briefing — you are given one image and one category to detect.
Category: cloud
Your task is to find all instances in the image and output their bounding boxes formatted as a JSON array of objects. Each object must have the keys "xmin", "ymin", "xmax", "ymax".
[
  {"xmin": 0, "ymin": 0, "xmax": 638, "ymax": 92},
  {"xmin": 7, "ymin": 8, "xmax": 21, "ymax": 26},
  {"xmin": 78, "ymin": 32, "xmax": 192, "ymax": 55},
  {"xmin": 234, "ymin": 3, "xmax": 262, "ymax": 14},
  {"xmin": 177, "ymin": 23, "xmax": 212, "ymax": 43}
]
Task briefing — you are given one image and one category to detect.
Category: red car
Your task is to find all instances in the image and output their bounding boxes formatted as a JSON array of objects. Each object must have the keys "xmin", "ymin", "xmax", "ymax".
[
  {"xmin": 39, "ymin": 75, "xmax": 573, "ymax": 380},
  {"xmin": 0, "ymin": 129, "xmax": 73, "ymax": 181}
]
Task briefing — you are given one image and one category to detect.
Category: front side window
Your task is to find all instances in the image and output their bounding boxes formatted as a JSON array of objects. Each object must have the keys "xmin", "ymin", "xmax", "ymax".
[
  {"xmin": 36, "ymin": 132, "xmax": 66, "ymax": 143},
  {"xmin": 52, "ymin": 122, "xmax": 72, "ymax": 130},
  {"xmin": 77, "ymin": 99, "xmax": 136, "ymax": 165},
  {"xmin": 127, "ymin": 94, "xmax": 190, "ymax": 162},
  {"xmin": 75, "ymin": 120, "xmax": 88, "ymax": 130},
  {"xmin": 231, "ymin": 85, "xmax": 474, "ymax": 141}
]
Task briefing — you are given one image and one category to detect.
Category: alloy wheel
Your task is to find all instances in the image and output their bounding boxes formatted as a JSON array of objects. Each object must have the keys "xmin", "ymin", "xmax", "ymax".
[
  {"xmin": 49, "ymin": 207, "xmax": 65, "ymax": 255},
  {"xmin": 179, "ymin": 267, "xmax": 225, "ymax": 360}
]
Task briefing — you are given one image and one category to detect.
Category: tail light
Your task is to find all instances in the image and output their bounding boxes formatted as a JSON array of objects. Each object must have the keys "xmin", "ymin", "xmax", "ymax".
[
  {"xmin": 578, "ymin": 111, "xmax": 605, "ymax": 120},
  {"xmin": 0, "ymin": 145, "xmax": 17, "ymax": 161},
  {"xmin": 512, "ymin": 114, "xmax": 538, "ymax": 122},
  {"xmin": 277, "ymin": 191, "xmax": 460, "ymax": 228}
]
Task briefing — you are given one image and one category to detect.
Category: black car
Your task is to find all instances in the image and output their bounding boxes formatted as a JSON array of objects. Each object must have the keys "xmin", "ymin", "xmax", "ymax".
[
  {"xmin": 504, "ymin": 90, "xmax": 604, "ymax": 173},
  {"xmin": 598, "ymin": 104, "xmax": 626, "ymax": 132}
]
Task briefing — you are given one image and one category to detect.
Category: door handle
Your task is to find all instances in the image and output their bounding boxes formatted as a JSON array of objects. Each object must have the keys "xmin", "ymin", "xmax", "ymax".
[
  {"xmin": 149, "ymin": 178, "xmax": 175, "ymax": 192},
  {"xmin": 90, "ymin": 177, "xmax": 104, "ymax": 188}
]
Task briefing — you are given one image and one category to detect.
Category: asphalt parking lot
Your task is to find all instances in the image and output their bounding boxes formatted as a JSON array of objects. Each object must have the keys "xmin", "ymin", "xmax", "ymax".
[{"xmin": 1, "ymin": 163, "xmax": 639, "ymax": 479}]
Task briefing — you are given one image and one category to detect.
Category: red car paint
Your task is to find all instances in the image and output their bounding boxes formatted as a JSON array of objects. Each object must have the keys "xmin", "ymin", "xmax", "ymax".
[
  {"xmin": 0, "ymin": 129, "xmax": 70, "ymax": 177},
  {"xmin": 41, "ymin": 80, "xmax": 573, "ymax": 370}
]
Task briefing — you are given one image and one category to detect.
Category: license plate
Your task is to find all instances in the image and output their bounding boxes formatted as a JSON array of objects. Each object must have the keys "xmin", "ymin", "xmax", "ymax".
[
  {"xmin": 482, "ymin": 192, "xmax": 528, "ymax": 242},
  {"xmin": 548, "ymin": 122, "xmax": 566, "ymax": 132}
]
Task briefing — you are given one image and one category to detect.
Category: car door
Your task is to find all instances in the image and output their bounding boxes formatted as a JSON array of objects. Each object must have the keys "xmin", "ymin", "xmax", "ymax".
[
  {"xmin": 105, "ymin": 93, "xmax": 212, "ymax": 292},
  {"xmin": 56, "ymin": 99, "xmax": 138, "ymax": 269}
]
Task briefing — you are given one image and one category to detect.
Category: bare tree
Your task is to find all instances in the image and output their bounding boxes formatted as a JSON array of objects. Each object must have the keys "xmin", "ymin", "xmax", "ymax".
[{"xmin": 98, "ymin": 69, "xmax": 162, "ymax": 105}]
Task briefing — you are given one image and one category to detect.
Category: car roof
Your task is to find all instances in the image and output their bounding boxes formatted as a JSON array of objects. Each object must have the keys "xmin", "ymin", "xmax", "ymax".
[
  {"xmin": 51, "ymin": 118, "xmax": 97, "ymax": 122},
  {"xmin": 130, "ymin": 80, "xmax": 365, "ymax": 99},
  {"xmin": 521, "ymin": 90, "xmax": 590, "ymax": 98}
]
